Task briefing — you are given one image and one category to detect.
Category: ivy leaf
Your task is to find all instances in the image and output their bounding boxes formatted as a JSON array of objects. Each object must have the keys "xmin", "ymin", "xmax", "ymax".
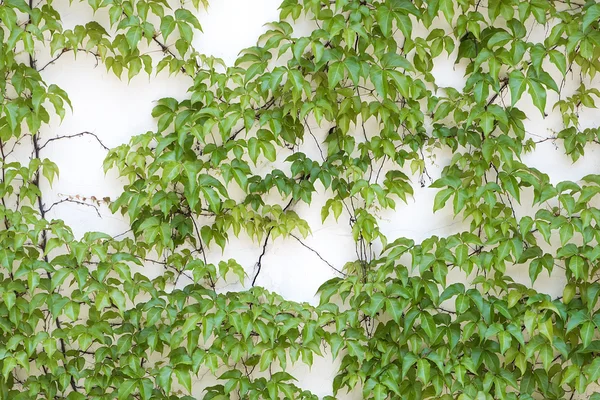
[
  {"xmin": 376, "ymin": 6, "xmax": 393, "ymax": 37},
  {"xmin": 373, "ymin": 384, "xmax": 386, "ymax": 400},
  {"xmin": 401, "ymin": 353, "xmax": 418, "ymax": 378},
  {"xmin": 139, "ymin": 379, "xmax": 154, "ymax": 400},
  {"xmin": 293, "ymin": 37, "xmax": 310, "ymax": 61},
  {"xmin": 500, "ymin": 173, "xmax": 521, "ymax": 203},
  {"xmin": 174, "ymin": 368, "xmax": 193, "ymax": 393},
  {"xmin": 344, "ymin": 57, "xmax": 362, "ymax": 85},
  {"xmin": 581, "ymin": 321, "xmax": 595, "ymax": 348},
  {"xmin": 386, "ymin": 298, "xmax": 403, "ymax": 324},
  {"xmin": 175, "ymin": 8, "xmax": 202, "ymax": 31},
  {"xmin": 381, "ymin": 52, "xmax": 412, "ymax": 70},
  {"xmin": 118, "ymin": 380, "xmax": 137, "ymax": 400},
  {"xmin": 583, "ymin": 4, "xmax": 600, "ymax": 31},
  {"xmin": 64, "ymin": 302, "xmax": 80, "ymax": 320},
  {"xmin": 2, "ymin": 292, "xmax": 15, "ymax": 310},
  {"xmin": 509, "ymin": 70, "xmax": 527, "ymax": 106},
  {"xmin": 549, "ymin": 50, "xmax": 567, "ymax": 76},
  {"xmin": 487, "ymin": 30, "xmax": 512, "ymax": 48},
  {"xmin": 498, "ymin": 331, "xmax": 512, "ymax": 354},
  {"xmin": 416, "ymin": 359, "xmax": 431, "ymax": 383},
  {"xmin": 566, "ymin": 310, "xmax": 588, "ymax": 334},
  {"xmin": 366, "ymin": 293, "xmax": 386, "ymax": 316},
  {"xmin": 528, "ymin": 79, "xmax": 547, "ymax": 115},
  {"xmin": 160, "ymin": 16, "xmax": 176, "ymax": 40},
  {"xmin": 420, "ymin": 312, "xmax": 436, "ymax": 339},
  {"xmin": 157, "ymin": 366, "xmax": 173, "ymax": 394},
  {"xmin": 126, "ymin": 26, "xmax": 142, "ymax": 50},
  {"xmin": 439, "ymin": 283, "xmax": 465, "ymax": 303},
  {"xmin": 1, "ymin": 357, "xmax": 16, "ymax": 380},
  {"xmin": 480, "ymin": 112, "xmax": 495, "ymax": 136},
  {"xmin": 569, "ymin": 255, "xmax": 584, "ymax": 280},
  {"xmin": 182, "ymin": 315, "xmax": 201, "ymax": 335},
  {"xmin": 433, "ymin": 188, "xmax": 454, "ymax": 212},
  {"xmin": 6, "ymin": 0, "xmax": 30, "ymax": 13},
  {"xmin": 369, "ymin": 66, "xmax": 387, "ymax": 99},
  {"xmin": 439, "ymin": 0, "xmax": 454, "ymax": 23},
  {"xmin": 248, "ymin": 137, "xmax": 260, "ymax": 164},
  {"xmin": 328, "ymin": 61, "xmax": 345, "ymax": 89},
  {"xmin": 585, "ymin": 358, "xmax": 600, "ymax": 383}
]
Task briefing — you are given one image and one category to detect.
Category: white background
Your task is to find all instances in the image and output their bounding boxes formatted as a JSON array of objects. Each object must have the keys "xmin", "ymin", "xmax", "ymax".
[{"xmin": 26, "ymin": 1, "xmax": 600, "ymax": 397}]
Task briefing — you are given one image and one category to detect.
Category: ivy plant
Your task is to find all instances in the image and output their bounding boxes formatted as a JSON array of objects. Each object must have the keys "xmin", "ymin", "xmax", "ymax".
[{"xmin": 3, "ymin": 0, "xmax": 600, "ymax": 399}]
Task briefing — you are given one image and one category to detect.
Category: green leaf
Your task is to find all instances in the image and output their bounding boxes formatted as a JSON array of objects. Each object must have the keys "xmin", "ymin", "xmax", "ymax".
[
  {"xmin": 549, "ymin": 50, "xmax": 567, "ymax": 76},
  {"xmin": 328, "ymin": 61, "xmax": 345, "ymax": 89},
  {"xmin": 293, "ymin": 37, "xmax": 310, "ymax": 61},
  {"xmin": 157, "ymin": 366, "xmax": 173, "ymax": 394},
  {"xmin": 583, "ymin": 4, "xmax": 600, "ymax": 32},
  {"xmin": 568, "ymin": 255, "xmax": 585, "ymax": 280},
  {"xmin": 439, "ymin": 283, "xmax": 465, "ymax": 303},
  {"xmin": 5, "ymin": 0, "xmax": 30, "ymax": 13},
  {"xmin": 381, "ymin": 52, "xmax": 412, "ymax": 70},
  {"xmin": 174, "ymin": 368, "xmax": 192, "ymax": 393},
  {"xmin": 509, "ymin": 70, "xmax": 527, "ymax": 106},
  {"xmin": 373, "ymin": 384, "xmax": 386, "ymax": 400},
  {"xmin": 585, "ymin": 358, "xmax": 600, "ymax": 383},
  {"xmin": 182, "ymin": 315, "xmax": 201, "ymax": 335},
  {"xmin": 160, "ymin": 15, "xmax": 177, "ymax": 40},
  {"xmin": 345, "ymin": 57, "xmax": 362, "ymax": 84},
  {"xmin": 439, "ymin": 0, "xmax": 454, "ymax": 23},
  {"xmin": 126, "ymin": 26, "xmax": 142, "ymax": 50},
  {"xmin": 386, "ymin": 298, "xmax": 404, "ymax": 324},
  {"xmin": 433, "ymin": 188, "xmax": 454, "ymax": 212},
  {"xmin": 417, "ymin": 359, "xmax": 431, "ymax": 383},
  {"xmin": 2, "ymin": 292, "xmax": 15, "ymax": 310},
  {"xmin": 376, "ymin": 6, "xmax": 393, "ymax": 37},
  {"xmin": 64, "ymin": 302, "xmax": 80, "ymax": 320},
  {"xmin": 480, "ymin": 112, "xmax": 495, "ymax": 136},
  {"xmin": 420, "ymin": 312, "xmax": 436, "ymax": 339},
  {"xmin": 528, "ymin": 79, "xmax": 547, "ymax": 115},
  {"xmin": 175, "ymin": 8, "xmax": 202, "ymax": 31},
  {"xmin": 498, "ymin": 331, "xmax": 512, "ymax": 354},
  {"xmin": 139, "ymin": 379, "xmax": 154, "ymax": 400},
  {"xmin": 369, "ymin": 66, "xmax": 387, "ymax": 99},
  {"xmin": 1, "ymin": 357, "xmax": 16, "ymax": 380},
  {"xmin": 118, "ymin": 380, "xmax": 137, "ymax": 400},
  {"xmin": 402, "ymin": 353, "xmax": 418, "ymax": 378},
  {"xmin": 366, "ymin": 293, "xmax": 386, "ymax": 316},
  {"xmin": 581, "ymin": 321, "xmax": 595, "ymax": 348},
  {"xmin": 566, "ymin": 311, "xmax": 588, "ymax": 334}
]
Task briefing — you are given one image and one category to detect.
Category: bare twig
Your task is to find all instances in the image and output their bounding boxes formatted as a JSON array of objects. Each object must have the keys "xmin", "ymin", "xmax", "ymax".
[
  {"xmin": 37, "ymin": 49, "xmax": 101, "ymax": 72},
  {"xmin": 304, "ymin": 118, "xmax": 325, "ymax": 161},
  {"xmin": 251, "ymin": 199, "xmax": 294, "ymax": 286},
  {"xmin": 44, "ymin": 198, "xmax": 102, "ymax": 218},
  {"xmin": 289, "ymin": 233, "xmax": 346, "ymax": 276},
  {"xmin": 533, "ymin": 136, "xmax": 558, "ymax": 144},
  {"xmin": 38, "ymin": 131, "xmax": 110, "ymax": 151},
  {"xmin": 251, "ymin": 228, "xmax": 272, "ymax": 287},
  {"xmin": 112, "ymin": 229, "xmax": 132, "ymax": 239},
  {"xmin": 152, "ymin": 37, "xmax": 188, "ymax": 74}
]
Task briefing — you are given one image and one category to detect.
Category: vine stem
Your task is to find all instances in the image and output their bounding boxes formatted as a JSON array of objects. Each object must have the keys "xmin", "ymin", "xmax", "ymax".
[
  {"xmin": 27, "ymin": 0, "xmax": 79, "ymax": 391},
  {"xmin": 0, "ymin": 139, "xmax": 9, "ymax": 228},
  {"xmin": 38, "ymin": 131, "xmax": 110, "ymax": 151},
  {"xmin": 251, "ymin": 198, "xmax": 294, "ymax": 287},
  {"xmin": 250, "ymin": 227, "xmax": 272, "ymax": 287}
]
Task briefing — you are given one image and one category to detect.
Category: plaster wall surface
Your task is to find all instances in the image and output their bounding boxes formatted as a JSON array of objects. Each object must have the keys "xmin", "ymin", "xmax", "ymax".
[{"xmin": 25, "ymin": 0, "xmax": 600, "ymax": 398}]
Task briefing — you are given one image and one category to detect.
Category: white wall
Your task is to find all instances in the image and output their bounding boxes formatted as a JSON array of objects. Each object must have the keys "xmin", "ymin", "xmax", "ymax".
[{"xmin": 27, "ymin": 1, "xmax": 600, "ymax": 398}]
